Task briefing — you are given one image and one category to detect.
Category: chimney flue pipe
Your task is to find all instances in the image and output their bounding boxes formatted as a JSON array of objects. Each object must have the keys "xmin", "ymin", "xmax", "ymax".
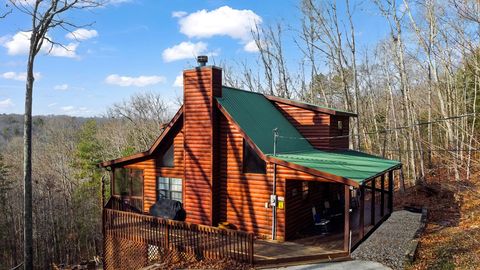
[{"xmin": 197, "ymin": 55, "xmax": 208, "ymax": 67}]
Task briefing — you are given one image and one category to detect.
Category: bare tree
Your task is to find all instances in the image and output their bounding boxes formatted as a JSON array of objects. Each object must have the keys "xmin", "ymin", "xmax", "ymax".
[
  {"xmin": 7, "ymin": 0, "xmax": 101, "ymax": 268},
  {"xmin": 106, "ymin": 92, "xmax": 172, "ymax": 154}
]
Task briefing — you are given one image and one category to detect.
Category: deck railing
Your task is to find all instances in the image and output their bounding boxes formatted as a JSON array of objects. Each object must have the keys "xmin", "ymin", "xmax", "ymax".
[{"xmin": 103, "ymin": 208, "xmax": 254, "ymax": 270}]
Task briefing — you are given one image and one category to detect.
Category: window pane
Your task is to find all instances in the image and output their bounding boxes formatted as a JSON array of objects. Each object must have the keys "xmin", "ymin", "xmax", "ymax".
[
  {"xmin": 171, "ymin": 178, "xmax": 182, "ymax": 185},
  {"xmin": 158, "ymin": 178, "xmax": 169, "ymax": 190},
  {"xmin": 160, "ymin": 143, "xmax": 174, "ymax": 167},
  {"xmin": 243, "ymin": 140, "xmax": 266, "ymax": 174},
  {"xmin": 171, "ymin": 191, "xmax": 182, "ymax": 203},
  {"xmin": 114, "ymin": 168, "xmax": 129, "ymax": 196},
  {"xmin": 171, "ymin": 178, "xmax": 182, "ymax": 192},
  {"xmin": 131, "ymin": 169, "xmax": 143, "ymax": 197}
]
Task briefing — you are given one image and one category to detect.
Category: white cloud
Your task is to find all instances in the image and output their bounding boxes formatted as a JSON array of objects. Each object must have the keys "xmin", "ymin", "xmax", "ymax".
[
  {"xmin": 1, "ymin": 71, "xmax": 41, "ymax": 81},
  {"xmin": 106, "ymin": 0, "xmax": 132, "ymax": 5},
  {"xmin": 162, "ymin": 41, "xmax": 208, "ymax": 62},
  {"xmin": 172, "ymin": 11, "xmax": 187, "ymax": 18},
  {"xmin": 54, "ymin": 84, "xmax": 69, "ymax": 90},
  {"xmin": 46, "ymin": 42, "xmax": 78, "ymax": 58},
  {"xmin": 243, "ymin": 40, "xmax": 259, "ymax": 52},
  {"xmin": 176, "ymin": 6, "xmax": 262, "ymax": 52},
  {"xmin": 0, "ymin": 98, "xmax": 14, "ymax": 110},
  {"xmin": 173, "ymin": 74, "xmax": 183, "ymax": 87},
  {"xmin": 2, "ymin": 31, "xmax": 78, "ymax": 58},
  {"xmin": 105, "ymin": 74, "xmax": 166, "ymax": 87},
  {"xmin": 59, "ymin": 105, "xmax": 93, "ymax": 116},
  {"xmin": 66, "ymin": 29, "xmax": 98, "ymax": 41},
  {"xmin": 2, "ymin": 32, "xmax": 30, "ymax": 55},
  {"xmin": 48, "ymin": 102, "xmax": 57, "ymax": 107},
  {"xmin": 61, "ymin": 106, "xmax": 74, "ymax": 112},
  {"xmin": 10, "ymin": 0, "xmax": 36, "ymax": 6}
]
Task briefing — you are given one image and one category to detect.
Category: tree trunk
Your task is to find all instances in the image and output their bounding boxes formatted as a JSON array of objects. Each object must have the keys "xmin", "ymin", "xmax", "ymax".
[{"xmin": 24, "ymin": 56, "xmax": 34, "ymax": 270}]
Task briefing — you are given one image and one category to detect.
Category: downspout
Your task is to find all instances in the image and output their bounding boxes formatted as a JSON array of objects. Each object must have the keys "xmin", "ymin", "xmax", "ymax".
[{"xmin": 272, "ymin": 128, "xmax": 279, "ymax": 240}]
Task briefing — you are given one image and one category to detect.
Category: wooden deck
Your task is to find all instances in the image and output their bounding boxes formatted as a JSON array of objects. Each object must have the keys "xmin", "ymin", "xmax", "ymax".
[{"xmin": 254, "ymin": 232, "xmax": 346, "ymax": 265}]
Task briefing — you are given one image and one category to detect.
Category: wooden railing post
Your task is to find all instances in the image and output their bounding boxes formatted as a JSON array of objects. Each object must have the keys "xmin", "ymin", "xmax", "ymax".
[
  {"xmin": 249, "ymin": 233, "xmax": 254, "ymax": 265},
  {"xmin": 102, "ymin": 209, "xmax": 106, "ymax": 270},
  {"xmin": 165, "ymin": 220, "xmax": 169, "ymax": 249}
]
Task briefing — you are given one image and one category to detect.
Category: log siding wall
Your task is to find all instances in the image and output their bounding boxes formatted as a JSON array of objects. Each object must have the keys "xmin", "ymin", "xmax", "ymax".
[
  {"xmin": 218, "ymin": 114, "xmax": 286, "ymax": 239},
  {"xmin": 273, "ymin": 102, "xmax": 350, "ymax": 150}
]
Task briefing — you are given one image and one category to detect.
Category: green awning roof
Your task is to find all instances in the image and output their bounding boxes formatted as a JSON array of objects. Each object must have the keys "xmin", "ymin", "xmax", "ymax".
[
  {"xmin": 272, "ymin": 150, "xmax": 401, "ymax": 183},
  {"xmin": 216, "ymin": 86, "xmax": 401, "ymax": 184}
]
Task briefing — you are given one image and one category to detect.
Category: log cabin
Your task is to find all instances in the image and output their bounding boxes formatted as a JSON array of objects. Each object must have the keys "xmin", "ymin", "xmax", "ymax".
[{"xmin": 100, "ymin": 57, "xmax": 401, "ymax": 259}]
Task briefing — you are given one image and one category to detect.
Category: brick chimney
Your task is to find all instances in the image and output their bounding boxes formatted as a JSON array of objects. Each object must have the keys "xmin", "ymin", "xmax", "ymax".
[{"xmin": 183, "ymin": 56, "xmax": 222, "ymax": 225}]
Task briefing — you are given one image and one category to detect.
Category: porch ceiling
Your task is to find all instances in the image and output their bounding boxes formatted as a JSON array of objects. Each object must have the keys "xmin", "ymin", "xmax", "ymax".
[{"xmin": 271, "ymin": 150, "xmax": 401, "ymax": 184}]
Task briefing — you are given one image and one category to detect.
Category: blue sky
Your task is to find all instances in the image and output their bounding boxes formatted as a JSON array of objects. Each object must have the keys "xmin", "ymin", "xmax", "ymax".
[{"xmin": 0, "ymin": 0, "xmax": 389, "ymax": 117}]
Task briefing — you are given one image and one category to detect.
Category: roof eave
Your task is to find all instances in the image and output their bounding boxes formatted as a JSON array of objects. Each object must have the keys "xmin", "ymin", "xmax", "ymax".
[
  {"xmin": 360, "ymin": 163, "xmax": 403, "ymax": 185},
  {"xmin": 265, "ymin": 95, "xmax": 357, "ymax": 117},
  {"xmin": 266, "ymin": 155, "xmax": 361, "ymax": 187},
  {"xmin": 98, "ymin": 151, "xmax": 149, "ymax": 168}
]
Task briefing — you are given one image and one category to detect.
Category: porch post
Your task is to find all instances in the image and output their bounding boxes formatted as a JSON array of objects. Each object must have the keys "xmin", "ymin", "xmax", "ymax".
[
  {"xmin": 380, "ymin": 174, "xmax": 385, "ymax": 217},
  {"xmin": 359, "ymin": 184, "xmax": 365, "ymax": 238},
  {"xmin": 388, "ymin": 170, "xmax": 394, "ymax": 214},
  {"xmin": 371, "ymin": 178, "xmax": 375, "ymax": 225},
  {"xmin": 344, "ymin": 185, "xmax": 350, "ymax": 252}
]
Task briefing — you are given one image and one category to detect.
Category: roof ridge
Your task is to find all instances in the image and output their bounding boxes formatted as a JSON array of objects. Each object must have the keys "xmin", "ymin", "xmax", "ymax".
[
  {"xmin": 221, "ymin": 85, "xmax": 356, "ymax": 116},
  {"xmin": 221, "ymin": 85, "xmax": 264, "ymax": 96}
]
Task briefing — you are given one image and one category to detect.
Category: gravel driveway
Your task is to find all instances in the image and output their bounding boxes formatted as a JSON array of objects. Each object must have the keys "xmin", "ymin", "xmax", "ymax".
[
  {"xmin": 351, "ymin": 210, "xmax": 422, "ymax": 270},
  {"xmin": 267, "ymin": 260, "xmax": 391, "ymax": 270}
]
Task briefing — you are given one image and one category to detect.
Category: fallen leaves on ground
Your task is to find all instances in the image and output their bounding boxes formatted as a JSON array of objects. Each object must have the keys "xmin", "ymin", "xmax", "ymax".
[{"xmin": 395, "ymin": 170, "xmax": 480, "ymax": 270}]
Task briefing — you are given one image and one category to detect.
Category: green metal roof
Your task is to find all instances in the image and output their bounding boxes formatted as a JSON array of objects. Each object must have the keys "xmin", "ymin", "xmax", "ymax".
[
  {"xmin": 217, "ymin": 86, "xmax": 401, "ymax": 184},
  {"xmin": 217, "ymin": 86, "xmax": 312, "ymax": 154},
  {"xmin": 272, "ymin": 150, "xmax": 401, "ymax": 183}
]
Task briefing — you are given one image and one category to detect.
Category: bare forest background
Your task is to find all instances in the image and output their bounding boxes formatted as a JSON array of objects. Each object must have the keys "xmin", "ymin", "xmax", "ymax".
[{"xmin": 0, "ymin": 0, "xmax": 479, "ymax": 269}]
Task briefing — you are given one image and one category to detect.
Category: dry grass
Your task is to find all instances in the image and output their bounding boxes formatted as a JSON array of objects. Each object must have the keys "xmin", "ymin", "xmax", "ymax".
[{"xmin": 395, "ymin": 170, "xmax": 480, "ymax": 270}]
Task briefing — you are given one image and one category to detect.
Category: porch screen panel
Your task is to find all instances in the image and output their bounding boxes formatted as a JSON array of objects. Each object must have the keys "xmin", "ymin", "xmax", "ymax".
[
  {"xmin": 131, "ymin": 169, "xmax": 143, "ymax": 197},
  {"xmin": 114, "ymin": 168, "xmax": 128, "ymax": 196}
]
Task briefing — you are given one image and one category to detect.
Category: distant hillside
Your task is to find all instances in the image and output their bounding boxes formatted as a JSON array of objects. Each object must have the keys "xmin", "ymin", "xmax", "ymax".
[{"xmin": 0, "ymin": 114, "xmax": 101, "ymax": 148}]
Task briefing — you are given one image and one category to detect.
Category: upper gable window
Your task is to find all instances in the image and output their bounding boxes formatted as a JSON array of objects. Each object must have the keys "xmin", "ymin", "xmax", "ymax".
[
  {"xmin": 243, "ymin": 139, "xmax": 266, "ymax": 174},
  {"xmin": 160, "ymin": 142, "xmax": 174, "ymax": 167},
  {"xmin": 337, "ymin": 120, "xmax": 343, "ymax": 130}
]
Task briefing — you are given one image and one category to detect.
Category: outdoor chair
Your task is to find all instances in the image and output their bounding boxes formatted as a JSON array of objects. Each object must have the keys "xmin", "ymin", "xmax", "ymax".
[{"xmin": 312, "ymin": 206, "xmax": 330, "ymax": 234}]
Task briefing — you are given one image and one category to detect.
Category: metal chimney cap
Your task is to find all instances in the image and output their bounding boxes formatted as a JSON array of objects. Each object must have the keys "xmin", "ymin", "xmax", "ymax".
[{"xmin": 197, "ymin": 55, "xmax": 208, "ymax": 67}]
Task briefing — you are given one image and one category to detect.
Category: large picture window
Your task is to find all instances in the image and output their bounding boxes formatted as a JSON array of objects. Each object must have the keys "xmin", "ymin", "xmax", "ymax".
[
  {"xmin": 113, "ymin": 168, "xmax": 143, "ymax": 197},
  {"xmin": 157, "ymin": 177, "xmax": 183, "ymax": 202},
  {"xmin": 243, "ymin": 139, "xmax": 266, "ymax": 174}
]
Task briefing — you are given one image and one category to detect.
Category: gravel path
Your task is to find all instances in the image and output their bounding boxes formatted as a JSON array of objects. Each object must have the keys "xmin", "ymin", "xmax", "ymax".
[{"xmin": 351, "ymin": 210, "xmax": 422, "ymax": 270}]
